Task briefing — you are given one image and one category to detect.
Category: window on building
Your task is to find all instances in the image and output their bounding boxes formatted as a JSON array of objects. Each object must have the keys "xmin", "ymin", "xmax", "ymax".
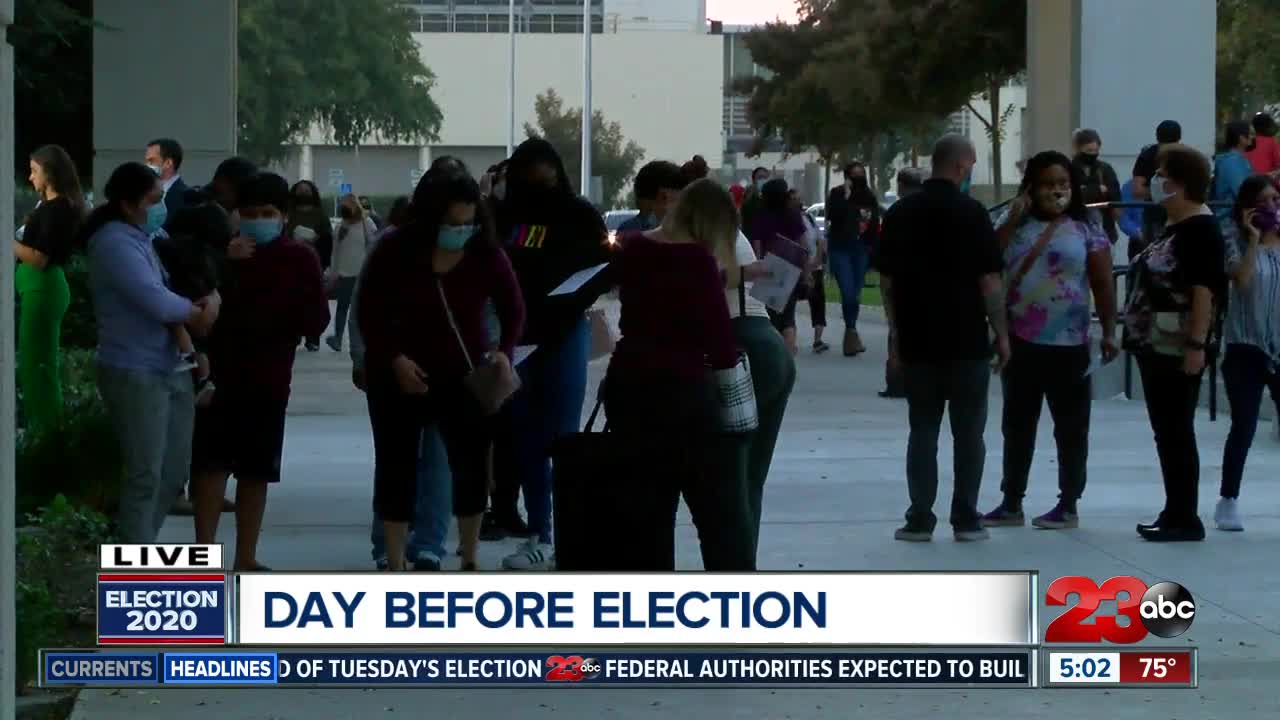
[
  {"xmin": 419, "ymin": 13, "xmax": 448, "ymax": 32},
  {"xmin": 454, "ymin": 14, "xmax": 485, "ymax": 32},
  {"xmin": 552, "ymin": 13, "xmax": 584, "ymax": 33},
  {"xmin": 528, "ymin": 15, "xmax": 552, "ymax": 32},
  {"xmin": 948, "ymin": 109, "xmax": 971, "ymax": 137}
]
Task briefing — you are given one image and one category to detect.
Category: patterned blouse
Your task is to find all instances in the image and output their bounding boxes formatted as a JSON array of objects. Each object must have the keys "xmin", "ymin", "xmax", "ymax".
[{"xmin": 1222, "ymin": 218, "xmax": 1280, "ymax": 367}]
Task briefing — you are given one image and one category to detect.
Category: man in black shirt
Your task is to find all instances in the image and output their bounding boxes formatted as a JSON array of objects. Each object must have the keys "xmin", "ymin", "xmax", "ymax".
[
  {"xmin": 877, "ymin": 134, "xmax": 1009, "ymax": 542},
  {"xmin": 1130, "ymin": 120, "xmax": 1182, "ymax": 260}
]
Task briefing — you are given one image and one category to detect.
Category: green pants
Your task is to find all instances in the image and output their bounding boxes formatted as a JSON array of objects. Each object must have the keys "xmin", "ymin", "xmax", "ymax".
[
  {"xmin": 731, "ymin": 316, "xmax": 797, "ymax": 559},
  {"xmin": 17, "ymin": 263, "xmax": 70, "ymax": 434}
]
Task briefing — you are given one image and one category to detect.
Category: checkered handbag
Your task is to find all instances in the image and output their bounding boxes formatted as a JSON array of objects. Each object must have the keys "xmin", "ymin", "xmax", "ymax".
[{"xmin": 713, "ymin": 270, "xmax": 759, "ymax": 434}]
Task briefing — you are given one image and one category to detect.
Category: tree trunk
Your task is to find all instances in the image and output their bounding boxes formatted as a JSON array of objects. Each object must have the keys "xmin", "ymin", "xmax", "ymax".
[
  {"xmin": 824, "ymin": 154, "xmax": 831, "ymax": 197},
  {"xmin": 988, "ymin": 78, "xmax": 1003, "ymax": 191}
]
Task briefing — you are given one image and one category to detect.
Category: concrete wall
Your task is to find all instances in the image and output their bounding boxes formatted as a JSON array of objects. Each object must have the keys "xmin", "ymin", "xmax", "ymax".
[
  {"xmin": 93, "ymin": 0, "xmax": 237, "ymax": 191},
  {"xmin": 1027, "ymin": 0, "xmax": 1215, "ymax": 174}
]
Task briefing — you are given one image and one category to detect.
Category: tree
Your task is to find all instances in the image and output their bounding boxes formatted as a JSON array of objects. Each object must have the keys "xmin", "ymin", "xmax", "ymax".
[
  {"xmin": 1217, "ymin": 0, "xmax": 1280, "ymax": 122},
  {"xmin": 237, "ymin": 0, "xmax": 443, "ymax": 166},
  {"xmin": 524, "ymin": 89, "xmax": 646, "ymax": 210}
]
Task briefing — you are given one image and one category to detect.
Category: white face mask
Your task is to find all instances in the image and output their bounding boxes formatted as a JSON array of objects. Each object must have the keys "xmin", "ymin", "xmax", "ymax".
[{"xmin": 1149, "ymin": 174, "xmax": 1177, "ymax": 205}]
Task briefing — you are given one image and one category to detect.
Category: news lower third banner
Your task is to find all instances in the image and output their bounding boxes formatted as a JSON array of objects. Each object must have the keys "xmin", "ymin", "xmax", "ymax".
[
  {"xmin": 41, "ymin": 648, "xmax": 1035, "ymax": 688},
  {"xmin": 234, "ymin": 572, "xmax": 1036, "ymax": 646}
]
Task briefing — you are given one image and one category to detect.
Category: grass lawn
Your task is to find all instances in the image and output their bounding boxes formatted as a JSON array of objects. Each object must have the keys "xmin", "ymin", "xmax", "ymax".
[{"xmin": 823, "ymin": 270, "xmax": 882, "ymax": 306}]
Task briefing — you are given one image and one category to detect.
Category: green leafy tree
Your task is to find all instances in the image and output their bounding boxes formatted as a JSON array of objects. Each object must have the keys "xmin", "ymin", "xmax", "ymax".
[
  {"xmin": 524, "ymin": 89, "xmax": 646, "ymax": 209},
  {"xmin": 237, "ymin": 0, "xmax": 443, "ymax": 166},
  {"xmin": 1217, "ymin": 0, "xmax": 1280, "ymax": 122}
]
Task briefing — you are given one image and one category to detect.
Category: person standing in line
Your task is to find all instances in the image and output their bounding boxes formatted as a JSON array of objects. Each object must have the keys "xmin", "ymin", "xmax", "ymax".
[
  {"xmin": 85, "ymin": 162, "xmax": 221, "ymax": 542},
  {"xmin": 190, "ymin": 173, "xmax": 330, "ymax": 569},
  {"xmin": 1246, "ymin": 112, "xmax": 1280, "ymax": 176},
  {"xmin": 1130, "ymin": 120, "xmax": 1182, "ymax": 261},
  {"xmin": 497, "ymin": 138, "xmax": 612, "ymax": 571},
  {"xmin": 1213, "ymin": 121, "xmax": 1256, "ymax": 217},
  {"xmin": 144, "ymin": 138, "xmax": 189, "ymax": 216},
  {"xmin": 326, "ymin": 194, "xmax": 376, "ymax": 352},
  {"xmin": 359, "ymin": 195, "xmax": 385, "ymax": 231},
  {"xmin": 792, "ymin": 188, "xmax": 829, "ymax": 353},
  {"xmin": 1215, "ymin": 175, "xmax": 1280, "ymax": 532},
  {"xmin": 602, "ymin": 179, "xmax": 755, "ymax": 570},
  {"xmin": 16, "ymin": 145, "xmax": 84, "ymax": 433},
  {"xmin": 749, "ymin": 178, "xmax": 809, "ymax": 356},
  {"xmin": 1071, "ymin": 129, "xmax": 1122, "ymax": 244},
  {"xmin": 982, "ymin": 151, "xmax": 1118, "ymax": 530},
  {"xmin": 204, "ymin": 157, "xmax": 258, "ymax": 216},
  {"xmin": 288, "ymin": 180, "xmax": 334, "ymax": 352},
  {"xmin": 619, "ymin": 161, "xmax": 684, "ymax": 233},
  {"xmin": 351, "ymin": 194, "xmax": 455, "ymax": 570},
  {"xmin": 825, "ymin": 162, "xmax": 880, "ymax": 357},
  {"xmin": 740, "ymin": 166, "xmax": 771, "ymax": 233},
  {"xmin": 877, "ymin": 135, "xmax": 1009, "ymax": 543},
  {"xmin": 877, "ymin": 167, "xmax": 926, "ymax": 399},
  {"xmin": 358, "ymin": 173, "xmax": 526, "ymax": 572},
  {"xmin": 1123, "ymin": 144, "xmax": 1227, "ymax": 542}
]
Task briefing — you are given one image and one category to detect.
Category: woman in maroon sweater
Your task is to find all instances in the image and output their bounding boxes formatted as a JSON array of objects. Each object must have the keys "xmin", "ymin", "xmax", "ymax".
[
  {"xmin": 357, "ymin": 174, "xmax": 526, "ymax": 571},
  {"xmin": 604, "ymin": 178, "xmax": 754, "ymax": 571}
]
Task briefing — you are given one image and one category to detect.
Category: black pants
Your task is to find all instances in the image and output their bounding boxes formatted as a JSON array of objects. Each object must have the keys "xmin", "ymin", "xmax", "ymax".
[
  {"xmin": 489, "ymin": 403, "xmax": 523, "ymax": 519},
  {"xmin": 1136, "ymin": 353, "xmax": 1204, "ymax": 525},
  {"xmin": 1000, "ymin": 338, "xmax": 1091, "ymax": 511},
  {"xmin": 1220, "ymin": 344, "xmax": 1280, "ymax": 499},
  {"xmin": 368, "ymin": 382, "xmax": 491, "ymax": 523},
  {"xmin": 884, "ymin": 329, "xmax": 905, "ymax": 395},
  {"xmin": 768, "ymin": 289, "xmax": 800, "ymax": 333},
  {"xmin": 807, "ymin": 270, "xmax": 827, "ymax": 328},
  {"xmin": 603, "ymin": 370, "xmax": 755, "ymax": 571},
  {"xmin": 903, "ymin": 359, "xmax": 990, "ymax": 531}
]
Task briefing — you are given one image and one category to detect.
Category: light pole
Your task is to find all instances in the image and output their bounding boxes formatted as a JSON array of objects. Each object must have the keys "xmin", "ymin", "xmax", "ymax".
[
  {"xmin": 580, "ymin": 0, "xmax": 593, "ymax": 199},
  {"xmin": 506, "ymin": 0, "xmax": 516, "ymax": 157},
  {"xmin": 0, "ymin": 0, "xmax": 16, "ymax": 716}
]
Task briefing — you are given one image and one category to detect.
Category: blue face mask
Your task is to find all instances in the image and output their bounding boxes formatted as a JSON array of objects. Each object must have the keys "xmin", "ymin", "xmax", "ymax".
[
  {"xmin": 141, "ymin": 201, "xmax": 167, "ymax": 237},
  {"xmin": 959, "ymin": 168, "xmax": 973, "ymax": 195},
  {"xmin": 241, "ymin": 217, "xmax": 283, "ymax": 245},
  {"xmin": 437, "ymin": 224, "xmax": 476, "ymax": 251},
  {"xmin": 755, "ymin": 179, "xmax": 767, "ymax": 192}
]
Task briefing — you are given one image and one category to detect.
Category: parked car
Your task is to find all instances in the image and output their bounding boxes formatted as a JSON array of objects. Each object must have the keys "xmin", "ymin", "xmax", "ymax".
[
  {"xmin": 604, "ymin": 209, "xmax": 639, "ymax": 244},
  {"xmin": 806, "ymin": 203, "xmax": 825, "ymax": 235}
]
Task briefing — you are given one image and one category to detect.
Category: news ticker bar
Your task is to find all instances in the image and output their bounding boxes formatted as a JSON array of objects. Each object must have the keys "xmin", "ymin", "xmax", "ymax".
[{"xmin": 44, "ymin": 649, "xmax": 1035, "ymax": 689}]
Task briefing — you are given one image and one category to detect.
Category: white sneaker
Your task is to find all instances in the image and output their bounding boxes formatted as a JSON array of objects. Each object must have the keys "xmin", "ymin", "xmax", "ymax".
[
  {"xmin": 502, "ymin": 540, "xmax": 555, "ymax": 571},
  {"xmin": 1215, "ymin": 498, "xmax": 1244, "ymax": 532}
]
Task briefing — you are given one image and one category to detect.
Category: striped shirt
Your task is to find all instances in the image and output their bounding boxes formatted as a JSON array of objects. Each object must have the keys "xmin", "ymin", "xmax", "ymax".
[{"xmin": 1222, "ymin": 219, "xmax": 1280, "ymax": 366}]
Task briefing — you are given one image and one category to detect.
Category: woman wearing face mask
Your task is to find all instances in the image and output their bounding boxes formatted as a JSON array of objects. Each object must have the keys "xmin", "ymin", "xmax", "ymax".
[
  {"xmin": 358, "ymin": 173, "xmax": 525, "ymax": 571},
  {"xmin": 983, "ymin": 151, "xmax": 1117, "ymax": 530},
  {"xmin": 1214, "ymin": 175, "xmax": 1280, "ymax": 532},
  {"xmin": 85, "ymin": 162, "xmax": 222, "ymax": 542},
  {"xmin": 825, "ymin": 162, "xmax": 880, "ymax": 357},
  {"xmin": 750, "ymin": 177, "xmax": 810, "ymax": 356},
  {"xmin": 326, "ymin": 194, "xmax": 377, "ymax": 352},
  {"xmin": 496, "ymin": 138, "xmax": 611, "ymax": 571},
  {"xmin": 16, "ymin": 144, "xmax": 85, "ymax": 433},
  {"xmin": 1212, "ymin": 121, "xmax": 1256, "ymax": 216},
  {"xmin": 288, "ymin": 180, "xmax": 334, "ymax": 351},
  {"xmin": 791, "ymin": 189, "xmax": 828, "ymax": 353},
  {"xmin": 190, "ymin": 172, "xmax": 330, "ymax": 569},
  {"xmin": 1123, "ymin": 144, "xmax": 1228, "ymax": 542}
]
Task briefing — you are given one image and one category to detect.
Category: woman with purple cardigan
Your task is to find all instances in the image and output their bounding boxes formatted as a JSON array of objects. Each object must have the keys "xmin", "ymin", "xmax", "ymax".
[{"xmin": 747, "ymin": 177, "xmax": 811, "ymax": 355}]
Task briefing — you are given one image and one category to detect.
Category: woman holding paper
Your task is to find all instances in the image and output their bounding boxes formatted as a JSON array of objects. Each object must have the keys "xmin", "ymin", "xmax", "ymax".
[
  {"xmin": 982, "ymin": 151, "xmax": 1117, "ymax": 532},
  {"xmin": 604, "ymin": 178, "xmax": 754, "ymax": 571},
  {"xmin": 747, "ymin": 178, "xmax": 810, "ymax": 355}
]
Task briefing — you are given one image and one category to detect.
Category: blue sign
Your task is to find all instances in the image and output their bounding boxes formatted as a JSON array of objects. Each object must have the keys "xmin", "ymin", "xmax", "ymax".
[
  {"xmin": 163, "ymin": 653, "xmax": 279, "ymax": 685},
  {"xmin": 339, "ymin": 183, "xmax": 353, "ymax": 195},
  {"xmin": 44, "ymin": 652, "xmax": 159, "ymax": 685},
  {"xmin": 97, "ymin": 574, "xmax": 227, "ymax": 645}
]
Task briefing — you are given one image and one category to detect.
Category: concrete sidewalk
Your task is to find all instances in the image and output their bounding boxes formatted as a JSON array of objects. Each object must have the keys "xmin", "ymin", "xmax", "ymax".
[{"xmin": 73, "ymin": 305, "xmax": 1280, "ymax": 719}]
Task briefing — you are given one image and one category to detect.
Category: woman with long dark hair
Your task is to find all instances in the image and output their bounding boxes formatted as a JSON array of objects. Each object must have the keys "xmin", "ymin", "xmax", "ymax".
[
  {"xmin": 497, "ymin": 138, "xmax": 611, "ymax": 571},
  {"xmin": 1215, "ymin": 174, "xmax": 1280, "ymax": 531},
  {"xmin": 85, "ymin": 162, "xmax": 221, "ymax": 542},
  {"xmin": 327, "ymin": 193, "xmax": 376, "ymax": 352},
  {"xmin": 983, "ymin": 150, "xmax": 1117, "ymax": 530},
  {"xmin": 358, "ymin": 173, "xmax": 526, "ymax": 571},
  {"xmin": 825, "ymin": 161, "xmax": 880, "ymax": 356},
  {"xmin": 288, "ymin": 180, "xmax": 334, "ymax": 351},
  {"xmin": 749, "ymin": 177, "xmax": 809, "ymax": 355},
  {"xmin": 16, "ymin": 144, "xmax": 85, "ymax": 432}
]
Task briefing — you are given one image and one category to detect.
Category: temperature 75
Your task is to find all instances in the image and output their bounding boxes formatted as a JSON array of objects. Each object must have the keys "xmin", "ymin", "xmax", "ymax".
[{"xmin": 1139, "ymin": 656, "xmax": 1177, "ymax": 678}]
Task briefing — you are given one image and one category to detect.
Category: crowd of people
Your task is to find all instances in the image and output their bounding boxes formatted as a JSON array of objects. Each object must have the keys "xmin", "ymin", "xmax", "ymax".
[{"xmin": 11, "ymin": 113, "xmax": 1277, "ymax": 569}]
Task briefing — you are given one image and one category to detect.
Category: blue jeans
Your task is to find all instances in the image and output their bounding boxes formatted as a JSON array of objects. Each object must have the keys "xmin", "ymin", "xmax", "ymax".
[
  {"xmin": 828, "ymin": 245, "xmax": 869, "ymax": 328},
  {"xmin": 512, "ymin": 315, "xmax": 591, "ymax": 544},
  {"xmin": 370, "ymin": 426, "xmax": 451, "ymax": 561},
  {"xmin": 1220, "ymin": 344, "xmax": 1280, "ymax": 499}
]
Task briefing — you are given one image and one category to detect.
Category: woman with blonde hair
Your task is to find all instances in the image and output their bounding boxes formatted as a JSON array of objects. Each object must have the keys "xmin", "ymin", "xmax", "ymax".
[
  {"xmin": 603, "ymin": 178, "xmax": 755, "ymax": 570},
  {"xmin": 326, "ymin": 193, "xmax": 376, "ymax": 351}
]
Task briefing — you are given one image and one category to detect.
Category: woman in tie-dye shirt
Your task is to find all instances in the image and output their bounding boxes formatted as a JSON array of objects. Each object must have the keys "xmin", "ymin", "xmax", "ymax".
[{"xmin": 983, "ymin": 151, "xmax": 1117, "ymax": 531}]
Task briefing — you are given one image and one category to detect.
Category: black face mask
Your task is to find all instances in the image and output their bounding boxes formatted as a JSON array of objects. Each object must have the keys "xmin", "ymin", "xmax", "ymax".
[
  {"xmin": 1078, "ymin": 152, "xmax": 1099, "ymax": 165},
  {"xmin": 339, "ymin": 206, "xmax": 355, "ymax": 220},
  {"xmin": 295, "ymin": 194, "xmax": 315, "ymax": 207},
  {"xmin": 850, "ymin": 177, "xmax": 868, "ymax": 190},
  {"xmin": 1247, "ymin": 140, "xmax": 1258, "ymax": 152}
]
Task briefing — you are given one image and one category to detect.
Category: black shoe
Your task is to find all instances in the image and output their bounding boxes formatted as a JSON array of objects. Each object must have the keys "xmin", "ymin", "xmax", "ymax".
[
  {"xmin": 479, "ymin": 512, "xmax": 508, "ymax": 541},
  {"xmin": 498, "ymin": 514, "xmax": 534, "ymax": 539},
  {"xmin": 411, "ymin": 552, "xmax": 442, "ymax": 571},
  {"xmin": 894, "ymin": 522, "xmax": 933, "ymax": 542},
  {"xmin": 305, "ymin": 342, "xmax": 320, "ymax": 352},
  {"xmin": 1137, "ymin": 517, "xmax": 1205, "ymax": 542},
  {"xmin": 460, "ymin": 562, "xmax": 478, "ymax": 571},
  {"xmin": 878, "ymin": 388, "xmax": 906, "ymax": 399}
]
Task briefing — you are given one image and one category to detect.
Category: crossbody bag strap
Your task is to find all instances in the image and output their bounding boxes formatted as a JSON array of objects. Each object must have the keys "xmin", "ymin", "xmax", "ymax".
[
  {"xmin": 436, "ymin": 278, "xmax": 475, "ymax": 371},
  {"xmin": 738, "ymin": 267, "xmax": 747, "ymax": 316},
  {"xmin": 1009, "ymin": 217, "xmax": 1066, "ymax": 293}
]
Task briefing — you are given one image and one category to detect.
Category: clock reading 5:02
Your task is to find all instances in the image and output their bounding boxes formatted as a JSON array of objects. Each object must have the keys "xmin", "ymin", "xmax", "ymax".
[{"xmin": 1047, "ymin": 652, "xmax": 1120, "ymax": 684}]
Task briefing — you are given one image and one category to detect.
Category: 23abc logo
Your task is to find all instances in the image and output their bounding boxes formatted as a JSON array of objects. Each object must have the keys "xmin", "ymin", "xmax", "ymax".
[
  {"xmin": 544, "ymin": 655, "xmax": 602, "ymax": 682},
  {"xmin": 1045, "ymin": 576, "xmax": 1196, "ymax": 643}
]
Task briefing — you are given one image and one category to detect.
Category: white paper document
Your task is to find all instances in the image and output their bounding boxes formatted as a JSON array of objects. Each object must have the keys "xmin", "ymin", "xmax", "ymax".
[
  {"xmin": 513, "ymin": 345, "xmax": 538, "ymax": 366},
  {"xmin": 749, "ymin": 253, "xmax": 804, "ymax": 313},
  {"xmin": 549, "ymin": 262, "xmax": 610, "ymax": 296},
  {"xmin": 1083, "ymin": 354, "xmax": 1103, "ymax": 378}
]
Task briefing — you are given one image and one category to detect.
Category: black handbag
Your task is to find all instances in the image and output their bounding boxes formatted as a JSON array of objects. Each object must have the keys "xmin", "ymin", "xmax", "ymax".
[{"xmin": 550, "ymin": 390, "xmax": 677, "ymax": 571}]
